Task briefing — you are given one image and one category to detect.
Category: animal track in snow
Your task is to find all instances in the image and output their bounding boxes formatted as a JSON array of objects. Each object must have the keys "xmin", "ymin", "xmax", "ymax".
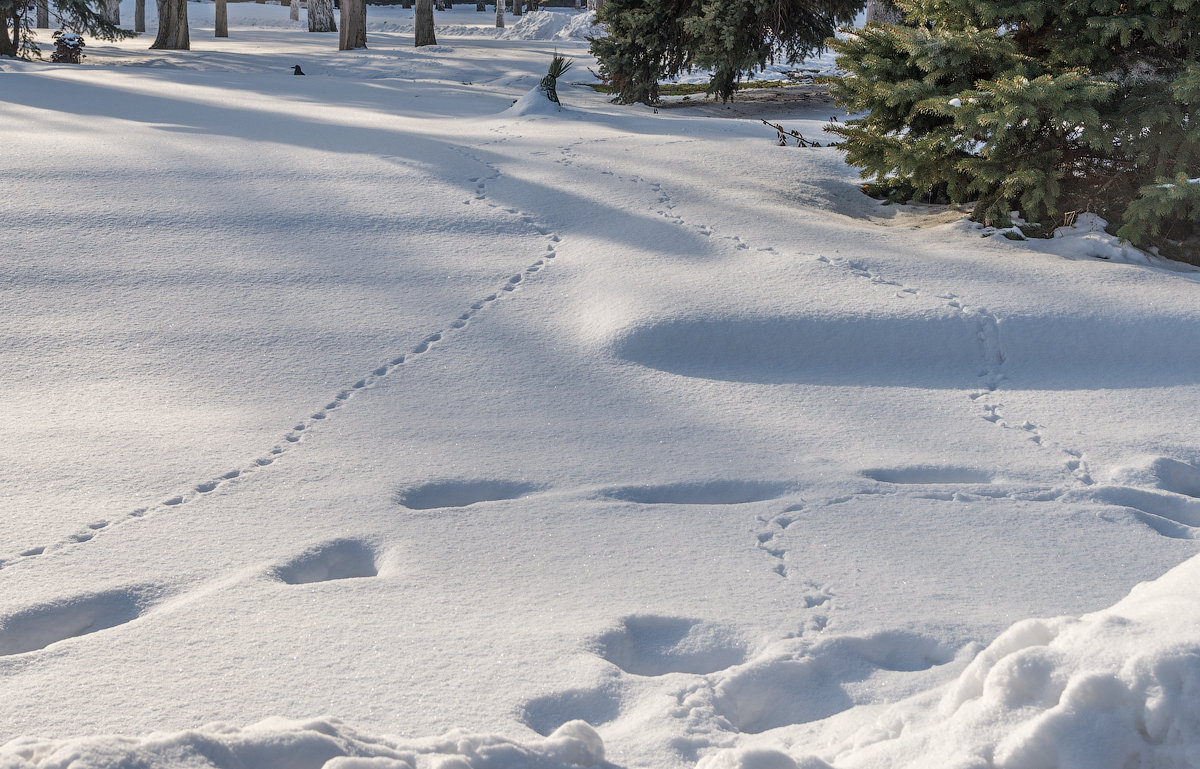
[
  {"xmin": 601, "ymin": 481, "xmax": 791, "ymax": 506},
  {"xmin": 394, "ymin": 480, "xmax": 542, "ymax": 510},
  {"xmin": 268, "ymin": 539, "xmax": 381, "ymax": 585},
  {"xmin": 0, "ymin": 586, "xmax": 160, "ymax": 656},
  {"xmin": 0, "ymin": 147, "xmax": 564, "ymax": 572},
  {"xmin": 519, "ymin": 686, "xmax": 622, "ymax": 737},
  {"xmin": 811, "ymin": 260, "xmax": 1095, "ymax": 487},
  {"xmin": 861, "ymin": 466, "xmax": 994, "ymax": 485},
  {"xmin": 710, "ymin": 631, "xmax": 954, "ymax": 733},
  {"xmin": 595, "ymin": 616, "xmax": 751, "ymax": 677}
]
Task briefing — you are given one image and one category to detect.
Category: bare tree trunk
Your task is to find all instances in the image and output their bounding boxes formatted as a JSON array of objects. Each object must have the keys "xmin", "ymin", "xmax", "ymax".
[
  {"xmin": 865, "ymin": 0, "xmax": 902, "ymax": 23},
  {"xmin": 337, "ymin": 0, "xmax": 364, "ymax": 48},
  {"xmin": 215, "ymin": 0, "xmax": 228, "ymax": 36},
  {"xmin": 289, "ymin": 0, "xmax": 299, "ymax": 20},
  {"xmin": 434, "ymin": 0, "xmax": 444, "ymax": 10},
  {"xmin": 135, "ymin": 0, "xmax": 145, "ymax": 31},
  {"xmin": 414, "ymin": 0, "xmax": 435, "ymax": 45},
  {"xmin": 494, "ymin": 0, "xmax": 502, "ymax": 26},
  {"xmin": 512, "ymin": 0, "xmax": 520, "ymax": 17},
  {"xmin": 103, "ymin": 0, "xmax": 120, "ymax": 24},
  {"xmin": 0, "ymin": 4, "xmax": 19, "ymax": 56},
  {"xmin": 476, "ymin": 0, "xmax": 484, "ymax": 10},
  {"xmin": 36, "ymin": 0, "xmax": 49, "ymax": 28},
  {"xmin": 308, "ymin": 0, "xmax": 335, "ymax": 31},
  {"xmin": 150, "ymin": 0, "xmax": 189, "ymax": 48}
]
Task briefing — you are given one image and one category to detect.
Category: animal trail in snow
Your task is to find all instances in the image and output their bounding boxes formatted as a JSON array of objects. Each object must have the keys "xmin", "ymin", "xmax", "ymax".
[{"xmin": 0, "ymin": 158, "xmax": 565, "ymax": 572}]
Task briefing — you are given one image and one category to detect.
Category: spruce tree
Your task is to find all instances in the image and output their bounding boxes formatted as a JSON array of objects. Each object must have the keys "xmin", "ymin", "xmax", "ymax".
[
  {"xmin": 827, "ymin": 0, "xmax": 1200, "ymax": 261},
  {"xmin": 1, "ymin": 0, "xmax": 132, "ymax": 58},
  {"xmin": 589, "ymin": 0, "xmax": 862, "ymax": 104}
]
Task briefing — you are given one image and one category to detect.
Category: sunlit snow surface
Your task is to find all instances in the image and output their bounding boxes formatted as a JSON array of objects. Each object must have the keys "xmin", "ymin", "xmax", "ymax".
[{"xmin": 2, "ymin": 5, "xmax": 1200, "ymax": 769}]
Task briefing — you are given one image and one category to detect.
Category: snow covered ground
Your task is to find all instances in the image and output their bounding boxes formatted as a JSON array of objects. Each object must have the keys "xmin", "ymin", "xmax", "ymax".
[{"xmin": 2, "ymin": 5, "xmax": 1200, "ymax": 768}]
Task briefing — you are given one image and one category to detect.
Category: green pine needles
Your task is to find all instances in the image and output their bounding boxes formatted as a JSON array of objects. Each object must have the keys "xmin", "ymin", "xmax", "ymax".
[
  {"xmin": 541, "ymin": 53, "xmax": 574, "ymax": 105},
  {"xmin": 827, "ymin": 0, "xmax": 1200, "ymax": 261},
  {"xmin": 589, "ymin": 0, "xmax": 862, "ymax": 105}
]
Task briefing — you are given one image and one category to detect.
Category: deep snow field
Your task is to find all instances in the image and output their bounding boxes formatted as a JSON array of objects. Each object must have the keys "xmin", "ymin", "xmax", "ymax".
[{"xmin": 2, "ymin": 5, "xmax": 1200, "ymax": 768}]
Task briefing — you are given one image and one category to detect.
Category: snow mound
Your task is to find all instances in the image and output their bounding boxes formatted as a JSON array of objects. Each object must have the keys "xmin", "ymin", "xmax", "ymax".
[
  {"xmin": 787, "ymin": 552, "xmax": 1200, "ymax": 769},
  {"xmin": 950, "ymin": 212, "xmax": 1200, "ymax": 274},
  {"xmin": 504, "ymin": 85, "xmax": 565, "ymax": 116},
  {"xmin": 500, "ymin": 10, "xmax": 602, "ymax": 40},
  {"xmin": 0, "ymin": 718, "xmax": 604, "ymax": 769}
]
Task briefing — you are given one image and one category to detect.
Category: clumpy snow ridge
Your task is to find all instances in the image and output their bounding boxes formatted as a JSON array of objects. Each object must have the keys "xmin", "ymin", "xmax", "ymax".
[{"xmin": 2, "ymin": 3, "xmax": 1199, "ymax": 769}]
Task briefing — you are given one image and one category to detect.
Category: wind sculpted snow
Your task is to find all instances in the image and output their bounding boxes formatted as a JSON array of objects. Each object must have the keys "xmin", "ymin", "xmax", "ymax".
[{"xmin": 2, "ymin": 5, "xmax": 1200, "ymax": 769}]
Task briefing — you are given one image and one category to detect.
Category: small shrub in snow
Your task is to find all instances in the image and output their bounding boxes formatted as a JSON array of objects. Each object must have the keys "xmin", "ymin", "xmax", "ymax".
[
  {"xmin": 50, "ymin": 29, "xmax": 84, "ymax": 62},
  {"xmin": 540, "ymin": 52, "xmax": 573, "ymax": 105}
]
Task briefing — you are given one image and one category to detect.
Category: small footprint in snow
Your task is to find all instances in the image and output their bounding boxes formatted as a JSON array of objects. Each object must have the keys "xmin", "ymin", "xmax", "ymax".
[
  {"xmin": 268, "ymin": 539, "xmax": 381, "ymax": 585},
  {"xmin": 594, "ymin": 615, "xmax": 750, "ymax": 676}
]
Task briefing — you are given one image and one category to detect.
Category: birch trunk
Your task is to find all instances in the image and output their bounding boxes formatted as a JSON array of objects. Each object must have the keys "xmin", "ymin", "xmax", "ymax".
[
  {"xmin": 494, "ymin": 0, "xmax": 502, "ymax": 26},
  {"xmin": 150, "ymin": 0, "xmax": 189, "ymax": 48},
  {"xmin": 215, "ymin": 0, "xmax": 228, "ymax": 36},
  {"xmin": 289, "ymin": 0, "xmax": 299, "ymax": 20},
  {"xmin": 103, "ymin": 0, "xmax": 120, "ymax": 24},
  {"xmin": 414, "ymin": 0, "xmax": 436, "ymax": 45},
  {"xmin": 308, "ymin": 0, "xmax": 335, "ymax": 31},
  {"xmin": 337, "ymin": 0, "xmax": 365, "ymax": 48}
]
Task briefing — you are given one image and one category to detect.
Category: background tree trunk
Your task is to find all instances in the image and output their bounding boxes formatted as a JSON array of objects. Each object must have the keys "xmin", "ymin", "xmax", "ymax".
[
  {"xmin": 494, "ymin": 0, "xmax": 502, "ymax": 26},
  {"xmin": 337, "ymin": 0, "xmax": 364, "ymax": 48},
  {"xmin": 289, "ymin": 0, "xmax": 299, "ymax": 20},
  {"xmin": 0, "ymin": 5, "xmax": 19, "ymax": 56},
  {"xmin": 103, "ymin": 0, "xmax": 120, "ymax": 25},
  {"xmin": 865, "ymin": 0, "xmax": 902, "ymax": 23},
  {"xmin": 512, "ymin": 0, "xmax": 520, "ymax": 16},
  {"xmin": 150, "ymin": 0, "xmax": 189, "ymax": 48},
  {"xmin": 434, "ymin": 0, "xmax": 444, "ymax": 10},
  {"xmin": 36, "ymin": 0, "xmax": 49, "ymax": 29},
  {"xmin": 308, "ymin": 0, "xmax": 335, "ymax": 31},
  {"xmin": 135, "ymin": 0, "xmax": 145, "ymax": 31},
  {"xmin": 414, "ymin": 0, "xmax": 435, "ymax": 45},
  {"xmin": 215, "ymin": 0, "xmax": 228, "ymax": 36},
  {"xmin": 476, "ymin": 0, "xmax": 484, "ymax": 10}
]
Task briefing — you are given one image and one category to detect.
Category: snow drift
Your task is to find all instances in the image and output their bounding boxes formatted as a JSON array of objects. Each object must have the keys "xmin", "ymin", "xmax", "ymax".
[
  {"xmin": 0, "ymin": 719, "xmax": 604, "ymax": 769},
  {"xmin": 700, "ymin": 552, "xmax": 1200, "ymax": 769}
]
